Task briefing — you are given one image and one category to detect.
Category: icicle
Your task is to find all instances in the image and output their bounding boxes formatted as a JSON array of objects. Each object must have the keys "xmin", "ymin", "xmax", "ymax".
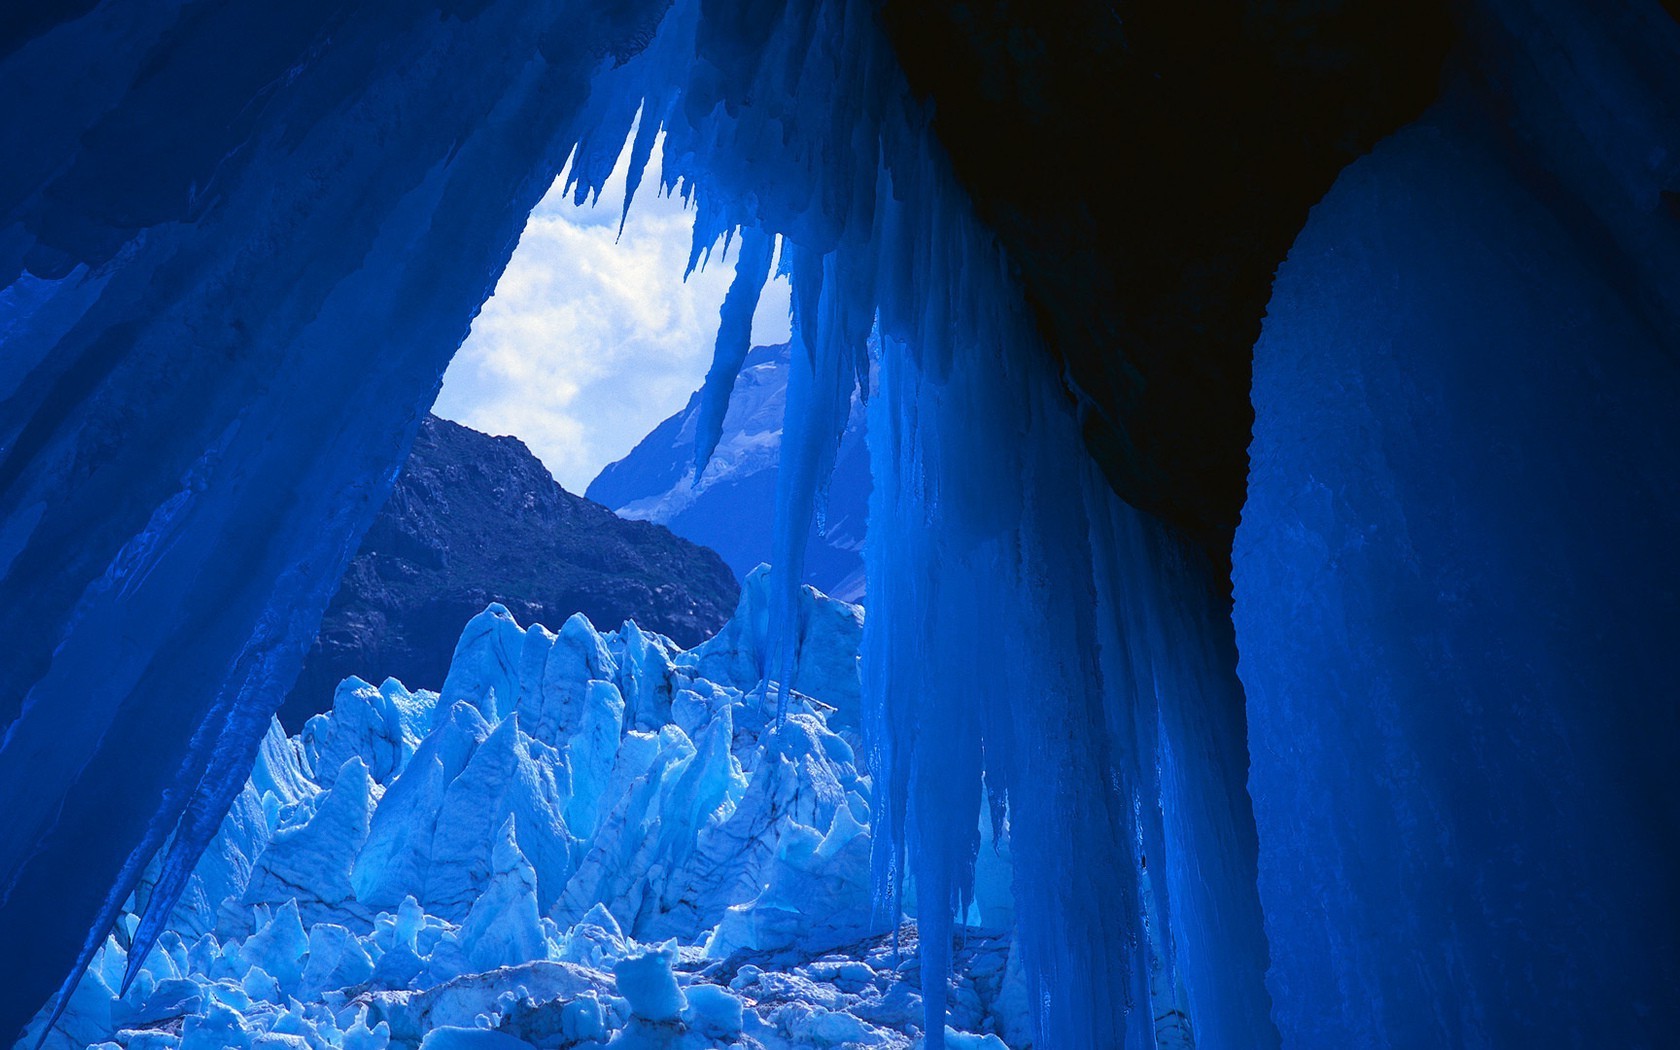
[
  {"xmin": 618, "ymin": 103, "xmax": 665, "ymax": 238},
  {"xmin": 693, "ymin": 226, "xmax": 775, "ymax": 478},
  {"xmin": 764, "ymin": 240, "xmax": 866, "ymax": 723}
]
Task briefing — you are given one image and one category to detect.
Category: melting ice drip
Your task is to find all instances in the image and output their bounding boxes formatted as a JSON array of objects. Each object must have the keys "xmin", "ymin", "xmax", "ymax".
[{"xmin": 24, "ymin": 571, "xmax": 1024, "ymax": 1050}]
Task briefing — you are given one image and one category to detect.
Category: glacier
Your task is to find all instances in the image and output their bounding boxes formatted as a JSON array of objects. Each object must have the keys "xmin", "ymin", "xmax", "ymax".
[
  {"xmin": 3, "ymin": 0, "xmax": 1680, "ymax": 1048},
  {"xmin": 23, "ymin": 583, "xmax": 1027, "ymax": 1050}
]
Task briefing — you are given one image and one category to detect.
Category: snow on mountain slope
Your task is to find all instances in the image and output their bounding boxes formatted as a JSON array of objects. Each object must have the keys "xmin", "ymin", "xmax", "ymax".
[
  {"xmin": 587, "ymin": 344, "xmax": 870, "ymax": 603},
  {"xmin": 22, "ymin": 573, "xmax": 1025, "ymax": 1050}
]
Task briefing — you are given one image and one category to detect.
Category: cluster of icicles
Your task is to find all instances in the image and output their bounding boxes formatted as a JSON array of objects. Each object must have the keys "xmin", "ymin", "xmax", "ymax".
[
  {"xmin": 86, "ymin": 1, "xmax": 1277, "ymax": 1046},
  {"xmin": 538, "ymin": 2, "xmax": 1282, "ymax": 1047}
]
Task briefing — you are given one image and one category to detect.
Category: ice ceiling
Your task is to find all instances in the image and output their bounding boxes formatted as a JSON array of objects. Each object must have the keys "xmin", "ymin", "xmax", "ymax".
[{"xmin": 1, "ymin": 1, "xmax": 1678, "ymax": 1048}]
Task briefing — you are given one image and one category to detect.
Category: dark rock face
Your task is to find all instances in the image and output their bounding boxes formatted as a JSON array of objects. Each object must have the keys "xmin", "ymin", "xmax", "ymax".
[
  {"xmin": 283, "ymin": 416, "xmax": 739, "ymax": 728},
  {"xmin": 881, "ymin": 0, "xmax": 1455, "ymax": 573}
]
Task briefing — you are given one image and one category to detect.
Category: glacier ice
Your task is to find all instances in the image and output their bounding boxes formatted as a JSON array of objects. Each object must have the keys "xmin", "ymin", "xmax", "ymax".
[
  {"xmin": 1235, "ymin": 4, "xmax": 1680, "ymax": 1045},
  {"xmin": 20, "ymin": 590, "xmax": 1027, "ymax": 1050}
]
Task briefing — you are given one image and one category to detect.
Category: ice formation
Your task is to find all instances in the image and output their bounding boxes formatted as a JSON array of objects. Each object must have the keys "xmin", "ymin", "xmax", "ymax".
[
  {"xmin": 0, "ymin": 0, "xmax": 1314, "ymax": 1044},
  {"xmin": 1235, "ymin": 5, "xmax": 1680, "ymax": 1045},
  {"xmin": 4, "ymin": 0, "xmax": 1679, "ymax": 1047},
  {"xmin": 23, "ymin": 582, "xmax": 1027, "ymax": 1050}
]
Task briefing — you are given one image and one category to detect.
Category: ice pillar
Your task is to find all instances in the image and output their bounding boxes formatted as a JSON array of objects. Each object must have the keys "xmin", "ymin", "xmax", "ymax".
[{"xmin": 1236, "ymin": 4, "xmax": 1680, "ymax": 1045}]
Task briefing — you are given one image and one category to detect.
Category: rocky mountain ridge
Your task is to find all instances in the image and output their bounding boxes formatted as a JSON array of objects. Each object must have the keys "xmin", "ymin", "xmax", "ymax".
[{"xmin": 285, "ymin": 416, "xmax": 740, "ymax": 728}]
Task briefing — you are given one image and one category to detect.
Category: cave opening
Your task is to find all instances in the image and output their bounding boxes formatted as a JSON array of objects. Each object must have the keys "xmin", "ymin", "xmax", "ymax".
[
  {"xmin": 5, "ymin": 2, "xmax": 1278, "ymax": 1040},
  {"xmin": 282, "ymin": 128, "xmax": 807, "ymax": 728},
  {"xmin": 2, "ymin": 2, "xmax": 1679, "ymax": 1049}
]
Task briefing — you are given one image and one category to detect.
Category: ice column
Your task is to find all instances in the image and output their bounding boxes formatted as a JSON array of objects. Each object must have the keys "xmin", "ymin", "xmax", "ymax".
[{"xmin": 1236, "ymin": 3, "xmax": 1680, "ymax": 1045}]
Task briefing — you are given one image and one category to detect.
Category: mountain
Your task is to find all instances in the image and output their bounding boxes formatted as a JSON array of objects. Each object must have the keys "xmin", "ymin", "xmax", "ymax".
[
  {"xmin": 587, "ymin": 343, "xmax": 871, "ymax": 603},
  {"xmin": 283, "ymin": 415, "xmax": 739, "ymax": 728}
]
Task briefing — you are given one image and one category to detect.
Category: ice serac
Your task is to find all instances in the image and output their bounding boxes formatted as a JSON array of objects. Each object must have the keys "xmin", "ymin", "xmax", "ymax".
[
  {"xmin": 0, "ymin": 1, "xmax": 669, "ymax": 1039},
  {"xmin": 1236, "ymin": 3, "xmax": 1680, "ymax": 1046},
  {"xmin": 588, "ymin": 343, "xmax": 870, "ymax": 602},
  {"xmin": 22, "ymin": 597, "xmax": 1028, "ymax": 1049}
]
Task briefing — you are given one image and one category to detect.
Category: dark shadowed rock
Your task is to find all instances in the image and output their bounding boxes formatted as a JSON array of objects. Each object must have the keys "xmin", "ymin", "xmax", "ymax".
[{"xmin": 282, "ymin": 415, "xmax": 739, "ymax": 728}]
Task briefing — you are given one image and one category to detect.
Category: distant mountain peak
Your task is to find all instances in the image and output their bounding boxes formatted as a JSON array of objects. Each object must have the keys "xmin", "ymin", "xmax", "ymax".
[{"xmin": 587, "ymin": 342, "xmax": 870, "ymax": 602}]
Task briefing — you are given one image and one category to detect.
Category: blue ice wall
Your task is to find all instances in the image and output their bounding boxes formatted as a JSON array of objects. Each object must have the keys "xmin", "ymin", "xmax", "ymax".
[
  {"xmin": 0, "ymin": 1, "xmax": 665, "ymax": 1038},
  {"xmin": 1235, "ymin": 3, "xmax": 1680, "ymax": 1046},
  {"xmin": 863, "ymin": 323, "xmax": 1279, "ymax": 1050}
]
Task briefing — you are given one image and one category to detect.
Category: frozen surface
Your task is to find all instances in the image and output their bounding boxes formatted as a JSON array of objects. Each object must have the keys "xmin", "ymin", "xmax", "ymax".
[{"xmin": 21, "ymin": 595, "xmax": 1027, "ymax": 1050}]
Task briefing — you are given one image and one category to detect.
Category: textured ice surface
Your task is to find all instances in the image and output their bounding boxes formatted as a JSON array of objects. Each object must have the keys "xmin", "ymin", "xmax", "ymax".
[
  {"xmin": 21, "ymin": 590, "xmax": 1025, "ymax": 1049},
  {"xmin": 1236, "ymin": 5, "xmax": 1680, "ymax": 1047}
]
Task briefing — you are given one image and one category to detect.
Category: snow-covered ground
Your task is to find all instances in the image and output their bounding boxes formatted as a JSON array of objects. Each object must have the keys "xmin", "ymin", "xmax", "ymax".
[{"xmin": 24, "ymin": 570, "xmax": 1022, "ymax": 1050}]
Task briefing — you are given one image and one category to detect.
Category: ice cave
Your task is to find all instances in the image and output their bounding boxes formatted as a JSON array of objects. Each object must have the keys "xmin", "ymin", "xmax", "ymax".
[{"xmin": 1, "ymin": 1, "xmax": 1677, "ymax": 1048}]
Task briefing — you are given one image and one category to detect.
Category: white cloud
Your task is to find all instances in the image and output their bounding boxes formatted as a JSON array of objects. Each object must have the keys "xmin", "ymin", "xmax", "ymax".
[{"xmin": 433, "ymin": 136, "xmax": 792, "ymax": 494}]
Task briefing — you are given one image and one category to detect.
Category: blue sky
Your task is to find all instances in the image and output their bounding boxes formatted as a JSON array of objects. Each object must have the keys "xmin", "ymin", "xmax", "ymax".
[{"xmin": 433, "ymin": 136, "xmax": 791, "ymax": 494}]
